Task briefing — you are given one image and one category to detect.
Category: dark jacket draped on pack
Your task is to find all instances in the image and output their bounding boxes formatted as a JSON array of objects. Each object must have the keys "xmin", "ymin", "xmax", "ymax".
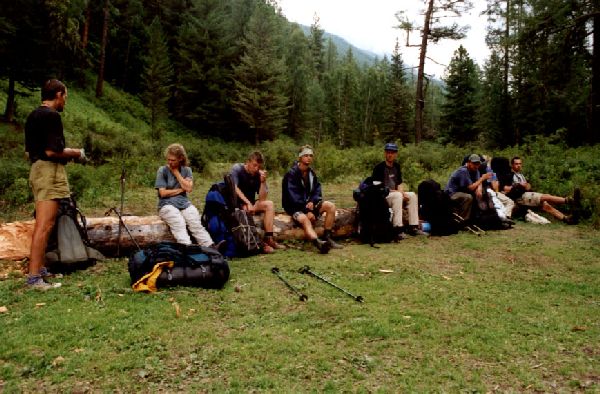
[
  {"xmin": 282, "ymin": 162, "xmax": 322, "ymax": 215},
  {"xmin": 371, "ymin": 161, "xmax": 403, "ymax": 188}
]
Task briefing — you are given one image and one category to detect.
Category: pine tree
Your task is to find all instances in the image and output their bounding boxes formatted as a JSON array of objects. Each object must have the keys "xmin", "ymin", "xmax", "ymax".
[
  {"xmin": 441, "ymin": 45, "xmax": 480, "ymax": 144},
  {"xmin": 478, "ymin": 50, "xmax": 507, "ymax": 147},
  {"xmin": 231, "ymin": 1, "xmax": 289, "ymax": 144},
  {"xmin": 142, "ymin": 17, "xmax": 174, "ymax": 140},
  {"xmin": 385, "ymin": 40, "xmax": 411, "ymax": 144},
  {"xmin": 284, "ymin": 23, "xmax": 311, "ymax": 139},
  {"xmin": 308, "ymin": 14, "xmax": 325, "ymax": 80},
  {"xmin": 173, "ymin": 0, "xmax": 233, "ymax": 134}
]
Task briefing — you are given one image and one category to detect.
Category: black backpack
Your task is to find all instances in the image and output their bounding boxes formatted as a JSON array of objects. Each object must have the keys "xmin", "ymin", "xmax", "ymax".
[
  {"xmin": 353, "ymin": 177, "xmax": 394, "ymax": 245},
  {"xmin": 417, "ymin": 180, "xmax": 459, "ymax": 236},
  {"xmin": 128, "ymin": 242, "xmax": 229, "ymax": 289}
]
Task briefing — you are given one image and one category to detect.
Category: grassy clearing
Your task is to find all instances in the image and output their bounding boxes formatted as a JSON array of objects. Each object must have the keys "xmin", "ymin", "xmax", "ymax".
[{"xmin": 1, "ymin": 223, "xmax": 599, "ymax": 392}]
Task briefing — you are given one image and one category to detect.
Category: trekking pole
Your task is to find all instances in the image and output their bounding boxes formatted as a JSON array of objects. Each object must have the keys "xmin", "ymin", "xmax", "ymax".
[
  {"xmin": 299, "ymin": 265, "xmax": 364, "ymax": 303},
  {"xmin": 117, "ymin": 166, "xmax": 126, "ymax": 255},
  {"xmin": 271, "ymin": 267, "xmax": 308, "ymax": 301},
  {"xmin": 105, "ymin": 207, "xmax": 141, "ymax": 252},
  {"xmin": 452, "ymin": 212, "xmax": 482, "ymax": 236}
]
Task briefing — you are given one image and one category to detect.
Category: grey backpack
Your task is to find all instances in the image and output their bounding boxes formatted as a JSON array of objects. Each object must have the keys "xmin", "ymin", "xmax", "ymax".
[{"xmin": 45, "ymin": 197, "xmax": 104, "ymax": 263}]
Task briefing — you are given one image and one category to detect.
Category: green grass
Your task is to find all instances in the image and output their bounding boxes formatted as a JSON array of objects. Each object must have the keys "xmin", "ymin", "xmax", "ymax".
[{"xmin": 1, "ymin": 224, "xmax": 599, "ymax": 392}]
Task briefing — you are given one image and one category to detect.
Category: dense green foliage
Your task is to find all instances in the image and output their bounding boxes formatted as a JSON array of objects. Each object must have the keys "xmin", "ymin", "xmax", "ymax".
[
  {"xmin": 2, "ymin": 0, "xmax": 596, "ymax": 146},
  {"xmin": 1, "ymin": 80, "xmax": 599, "ymax": 227}
]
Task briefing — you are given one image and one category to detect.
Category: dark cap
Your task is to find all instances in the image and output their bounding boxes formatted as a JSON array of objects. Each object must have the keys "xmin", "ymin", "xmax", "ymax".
[
  {"xmin": 468, "ymin": 154, "xmax": 481, "ymax": 164},
  {"xmin": 384, "ymin": 143, "xmax": 398, "ymax": 152}
]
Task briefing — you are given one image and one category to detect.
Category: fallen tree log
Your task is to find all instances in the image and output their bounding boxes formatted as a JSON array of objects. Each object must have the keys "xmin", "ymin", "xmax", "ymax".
[{"xmin": 0, "ymin": 208, "xmax": 357, "ymax": 260}]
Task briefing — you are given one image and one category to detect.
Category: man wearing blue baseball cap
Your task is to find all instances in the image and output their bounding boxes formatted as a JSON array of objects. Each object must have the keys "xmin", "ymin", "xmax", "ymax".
[{"xmin": 371, "ymin": 143, "xmax": 426, "ymax": 240}]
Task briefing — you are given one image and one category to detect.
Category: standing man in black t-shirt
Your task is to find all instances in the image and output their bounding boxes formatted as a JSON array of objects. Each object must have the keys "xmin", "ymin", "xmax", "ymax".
[
  {"xmin": 371, "ymin": 143, "xmax": 426, "ymax": 239},
  {"xmin": 230, "ymin": 151, "xmax": 285, "ymax": 253},
  {"xmin": 25, "ymin": 79, "xmax": 86, "ymax": 289}
]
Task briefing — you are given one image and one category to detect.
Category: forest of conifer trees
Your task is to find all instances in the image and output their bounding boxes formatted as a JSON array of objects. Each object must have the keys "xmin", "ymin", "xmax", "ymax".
[{"xmin": 1, "ymin": 0, "xmax": 598, "ymax": 147}]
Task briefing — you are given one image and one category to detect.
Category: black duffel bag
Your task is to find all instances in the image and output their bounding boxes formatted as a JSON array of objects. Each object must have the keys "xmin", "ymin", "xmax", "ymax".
[{"xmin": 128, "ymin": 242, "xmax": 229, "ymax": 290}]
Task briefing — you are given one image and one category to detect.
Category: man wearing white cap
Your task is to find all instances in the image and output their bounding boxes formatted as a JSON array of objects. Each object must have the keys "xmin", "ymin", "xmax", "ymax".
[
  {"xmin": 282, "ymin": 145, "xmax": 343, "ymax": 253},
  {"xmin": 371, "ymin": 143, "xmax": 426, "ymax": 239}
]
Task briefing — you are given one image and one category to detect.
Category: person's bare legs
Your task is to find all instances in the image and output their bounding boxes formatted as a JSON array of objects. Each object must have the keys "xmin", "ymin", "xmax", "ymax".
[
  {"xmin": 320, "ymin": 201, "xmax": 343, "ymax": 248},
  {"xmin": 295, "ymin": 213, "xmax": 318, "ymax": 240},
  {"xmin": 254, "ymin": 200, "xmax": 274, "ymax": 232},
  {"xmin": 540, "ymin": 194, "xmax": 566, "ymax": 205},
  {"xmin": 254, "ymin": 200, "xmax": 285, "ymax": 250},
  {"xmin": 29, "ymin": 200, "xmax": 59, "ymax": 276},
  {"xmin": 541, "ymin": 201, "xmax": 566, "ymax": 220}
]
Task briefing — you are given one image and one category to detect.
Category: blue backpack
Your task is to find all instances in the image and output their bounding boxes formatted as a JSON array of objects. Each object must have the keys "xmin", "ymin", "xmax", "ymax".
[{"xmin": 201, "ymin": 182, "xmax": 237, "ymax": 257}]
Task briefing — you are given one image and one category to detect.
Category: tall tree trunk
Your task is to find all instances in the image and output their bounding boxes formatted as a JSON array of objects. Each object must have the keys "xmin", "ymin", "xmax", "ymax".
[
  {"xmin": 503, "ymin": 0, "xmax": 510, "ymax": 99},
  {"xmin": 121, "ymin": 27, "xmax": 132, "ymax": 89},
  {"xmin": 81, "ymin": 2, "xmax": 91, "ymax": 49},
  {"xmin": 3, "ymin": 76, "xmax": 16, "ymax": 122},
  {"xmin": 502, "ymin": 0, "xmax": 512, "ymax": 145},
  {"xmin": 591, "ymin": 0, "xmax": 600, "ymax": 143},
  {"xmin": 415, "ymin": 0, "xmax": 434, "ymax": 144},
  {"xmin": 95, "ymin": 0, "xmax": 110, "ymax": 98}
]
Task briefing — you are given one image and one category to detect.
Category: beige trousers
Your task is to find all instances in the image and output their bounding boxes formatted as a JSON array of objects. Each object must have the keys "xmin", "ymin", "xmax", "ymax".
[
  {"xmin": 386, "ymin": 191, "xmax": 419, "ymax": 227},
  {"xmin": 159, "ymin": 204, "xmax": 214, "ymax": 246}
]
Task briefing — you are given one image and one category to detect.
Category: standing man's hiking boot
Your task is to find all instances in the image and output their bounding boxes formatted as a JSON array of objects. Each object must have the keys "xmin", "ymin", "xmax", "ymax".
[{"xmin": 27, "ymin": 276, "xmax": 62, "ymax": 290}]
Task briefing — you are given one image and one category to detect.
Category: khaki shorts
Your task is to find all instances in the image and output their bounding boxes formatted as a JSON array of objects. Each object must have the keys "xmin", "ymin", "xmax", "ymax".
[
  {"xmin": 29, "ymin": 160, "xmax": 70, "ymax": 201},
  {"xmin": 516, "ymin": 192, "xmax": 542, "ymax": 207}
]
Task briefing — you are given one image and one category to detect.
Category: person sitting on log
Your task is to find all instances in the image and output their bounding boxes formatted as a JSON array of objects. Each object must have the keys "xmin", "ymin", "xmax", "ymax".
[
  {"xmin": 155, "ymin": 143, "xmax": 224, "ymax": 251},
  {"xmin": 282, "ymin": 145, "xmax": 343, "ymax": 254},
  {"xmin": 503, "ymin": 156, "xmax": 581, "ymax": 224},
  {"xmin": 445, "ymin": 154, "xmax": 493, "ymax": 222},
  {"xmin": 229, "ymin": 151, "xmax": 285, "ymax": 254},
  {"xmin": 371, "ymin": 142, "xmax": 427, "ymax": 240}
]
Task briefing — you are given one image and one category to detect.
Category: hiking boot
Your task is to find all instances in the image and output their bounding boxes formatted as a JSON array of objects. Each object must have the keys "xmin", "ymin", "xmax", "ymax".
[
  {"xmin": 324, "ymin": 236, "xmax": 344, "ymax": 249},
  {"xmin": 407, "ymin": 227, "xmax": 428, "ymax": 236},
  {"xmin": 395, "ymin": 232, "xmax": 408, "ymax": 241},
  {"xmin": 40, "ymin": 267, "xmax": 54, "ymax": 278},
  {"xmin": 562, "ymin": 215, "xmax": 579, "ymax": 225},
  {"xmin": 262, "ymin": 244, "xmax": 275, "ymax": 254},
  {"xmin": 572, "ymin": 188, "xmax": 582, "ymax": 208},
  {"xmin": 264, "ymin": 237, "xmax": 286, "ymax": 250},
  {"xmin": 566, "ymin": 188, "xmax": 582, "ymax": 207},
  {"xmin": 313, "ymin": 238, "xmax": 331, "ymax": 254},
  {"xmin": 27, "ymin": 276, "xmax": 62, "ymax": 291}
]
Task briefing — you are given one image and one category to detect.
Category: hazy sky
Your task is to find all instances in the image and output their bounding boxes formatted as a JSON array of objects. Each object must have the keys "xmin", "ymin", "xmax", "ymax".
[{"xmin": 279, "ymin": 0, "xmax": 490, "ymax": 78}]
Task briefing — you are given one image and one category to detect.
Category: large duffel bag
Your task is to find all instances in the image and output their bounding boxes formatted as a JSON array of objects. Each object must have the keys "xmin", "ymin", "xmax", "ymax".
[{"xmin": 129, "ymin": 242, "xmax": 229, "ymax": 291}]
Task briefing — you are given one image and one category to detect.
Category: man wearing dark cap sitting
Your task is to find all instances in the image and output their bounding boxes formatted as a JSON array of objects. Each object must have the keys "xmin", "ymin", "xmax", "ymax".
[
  {"xmin": 371, "ymin": 143, "xmax": 426, "ymax": 240},
  {"xmin": 445, "ymin": 153, "xmax": 493, "ymax": 221}
]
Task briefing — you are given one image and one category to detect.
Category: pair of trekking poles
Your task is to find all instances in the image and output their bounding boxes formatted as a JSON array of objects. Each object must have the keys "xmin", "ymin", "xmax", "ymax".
[
  {"xmin": 452, "ymin": 212, "xmax": 486, "ymax": 236},
  {"xmin": 271, "ymin": 265, "xmax": 364, "ymax": 303}
]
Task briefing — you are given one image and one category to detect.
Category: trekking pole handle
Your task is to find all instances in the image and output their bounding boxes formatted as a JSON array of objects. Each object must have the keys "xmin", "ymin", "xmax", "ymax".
[{"xmin": 272, "ymin": 267, "xmax": 308, "ymax": 301}]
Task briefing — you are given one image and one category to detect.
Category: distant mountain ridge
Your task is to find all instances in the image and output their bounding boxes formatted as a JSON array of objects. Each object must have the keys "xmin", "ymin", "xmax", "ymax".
[{"xmin": 298, "ymin": 24, "xmax": 380, "ymax": 66}]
